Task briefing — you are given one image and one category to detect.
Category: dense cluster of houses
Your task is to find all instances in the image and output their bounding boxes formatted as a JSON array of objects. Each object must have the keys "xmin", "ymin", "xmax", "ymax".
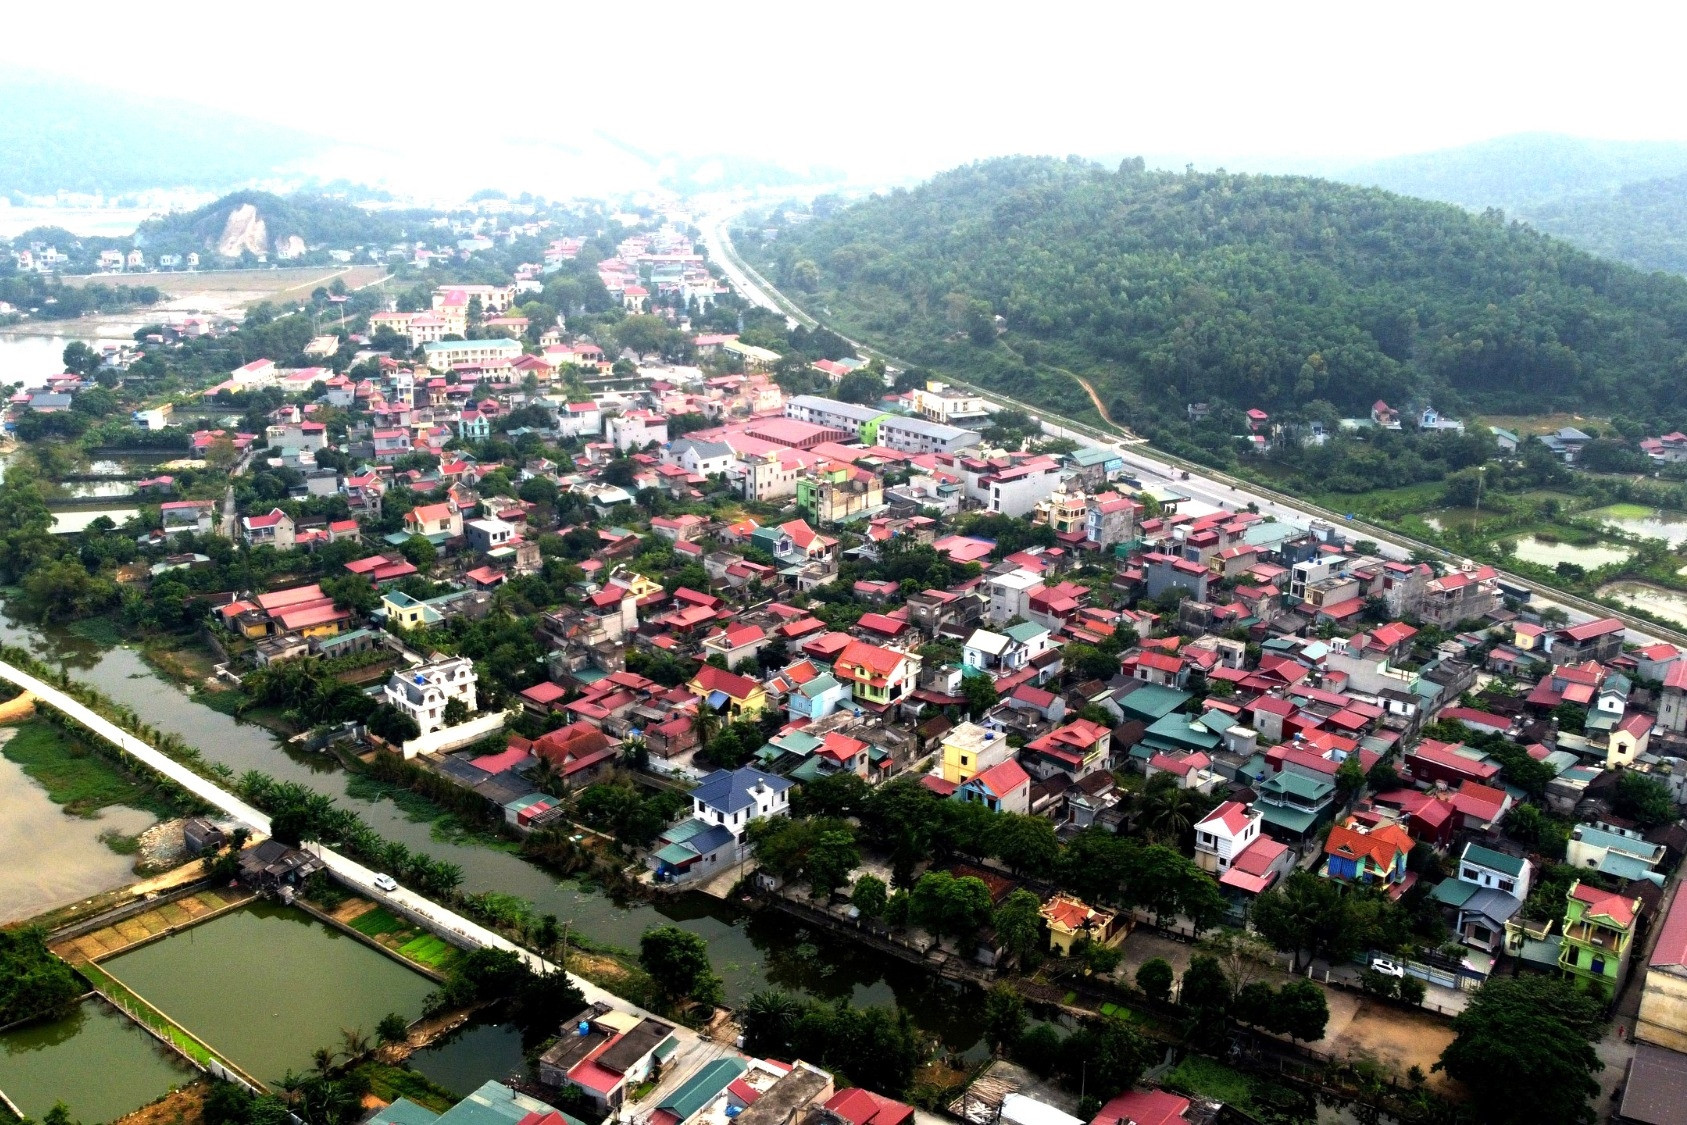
[{"xmin": 70, "ymin": 223, "xmax": 1687, "ymax": 1125}]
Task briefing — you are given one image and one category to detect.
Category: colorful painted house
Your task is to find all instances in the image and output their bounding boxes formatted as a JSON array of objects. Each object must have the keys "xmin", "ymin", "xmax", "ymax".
[
  {"xmin": 1559, "ymin": 880, "xmax": 1643, "ymax": 998},
  {"xmin": 1321, "ymin": 817, "xmax": 1414, "ymax": 897},
  {"xmin": 687, "ymin": 664, "xmax": 768, "ymax": 719},
  {"xmin": 830, "ymin": 640, "xmax": 919, "ymax": 711}
]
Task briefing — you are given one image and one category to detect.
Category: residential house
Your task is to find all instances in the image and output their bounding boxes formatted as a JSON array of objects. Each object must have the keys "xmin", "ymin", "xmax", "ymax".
[
  {"xmin": 539, "ymin": 1004, "xmax": 677, "ymax": 1110},
  {"xmin": 1322, "ymin": 817, "xmax": 1414, "ymax": 896},
  {"xmin": 830, "ymin": 641, "xmax": 919, "ymax": 711},
  {"xmin": 690, "ymin": 766, "xmax": 793, "ymax": 838},
  {"xmin": 1567, "ymin": 822, "xmax": 1667, "ymax": 883},
  {"xmin": 1193, "ymin": 800, "xmax": 1261, "ymax": 875},
  {"xmin": 1637, "ymin": 889, "xmax": 1687, "ymax": 1051},
  {"xmin": 383, "ymin": 657, "xmax": 477, "ymax": 738},
  {"xmin": 687, "ymin": 663, "xmax": 768, "ymax": 719},
  {"xmin": 939, "ymin": 721, "xmax": 1016, "ymax": 785},
  {"xmin": 241, "ymin": 508, "xmax": 295, "ymax": 549},
  {"xmin": 1559, "ymin": 880, "xmax": 1643, "ymax": 997},
  {"xmin": 1022, "ymin": 718, "xmax": 1111, "ymax": 782},
  {"xmin": 1040, "ymin": 893, "xmax": 1124, "ymax": 956},
  {"xmin": 405, "ymin": 501, "xmax": 463, "ymax": 542},
  {"xmin": 1091, "ymin": 1090, "xmax": 1192, "ymax": 1125},
  {"xmin": 956, "ymin": 758, "xmax": 1031, "ymax": 815},
  {"xmin": 1445, "ymin": 843, "xmax": 1532, "ymax": 953}
]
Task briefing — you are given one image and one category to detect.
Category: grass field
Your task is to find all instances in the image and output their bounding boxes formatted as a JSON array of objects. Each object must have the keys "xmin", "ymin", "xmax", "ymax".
[
  {"xmin": 1, "ymin": 719, "xmax": 178, "ymax": 818},
  {"xmin": 349, "ymin": 906, "xmax": 407, "ymax": 938},
  {"xmin": 358, "ymin": 1062, "xmax": 457, "ymax": 1113},
  {"xmin": 1478, "ymin": 412, "xmax": 1611, "ymax": 437},
  {"xmin": 397, "ymin": 934, "xmax": 458, "ymax": 970},
  {"xmin": 1162, "ymin": 1055, "xmax": 1255, "ymax": 1106}
]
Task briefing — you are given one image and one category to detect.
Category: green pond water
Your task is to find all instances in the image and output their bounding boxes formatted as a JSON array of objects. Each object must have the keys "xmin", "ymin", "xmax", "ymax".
[
  {"xmin": 0, "ymin": 998, "xmax": 197, "ymax": 1123},
  {"xmin": 1508, "ymin": 535, "xmax": 1631, "ymax": 570},
  {"xmin": 101, "ymin": 904, "xmax": 436, "ymax": 1086}
]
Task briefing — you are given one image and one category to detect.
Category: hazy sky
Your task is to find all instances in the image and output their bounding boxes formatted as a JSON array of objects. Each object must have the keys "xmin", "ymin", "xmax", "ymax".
[{"xmin": 18, "ymin": 1, "xmax": 1687, "ymax": 186}]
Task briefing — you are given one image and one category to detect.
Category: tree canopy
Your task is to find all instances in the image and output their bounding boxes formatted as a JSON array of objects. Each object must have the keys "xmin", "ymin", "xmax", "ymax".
[{"xmin": 751, "ymin": 155, "xmax": 1687, "ymax": 431}]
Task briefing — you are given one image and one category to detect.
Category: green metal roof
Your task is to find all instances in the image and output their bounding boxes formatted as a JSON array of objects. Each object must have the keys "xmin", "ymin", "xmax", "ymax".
[
  {"xmin": 1142, "ymin": 713, "xmax": 1221, "ymax": 751},
  {"xmin": 1256, "ymin": 802, "xmax": 1320, "ymax": 834},
  {"xmin": 1004, "ymin": 621, "xmax": 1048, "ymax": 643},
  {"xmin": 1261, "ymin": 770, "xmax": 1334, "ymax": 799},
  {"xmin": 1117, "ymin": 684, "xmax": 1191, "ymax": 722},
  {"xmin": 659, "ymin": 1058, "xmax": 747, "ymax": 1122},
  {"xmin": 655, "ymin": 842, "xmax": 699, "ymax": 865},
  {"xmin": 1067, "ymin": 446, "xmax": 1120, "ymax": 466},
  {"xmin": 435, "ymin": 1081, "xmax": 587, "ymax": 1125},
  {"xmin": 1430, "ymin": 879, "xmax": 1479, "ymax": 907},
  {"xmin": 1462, "ymin": 844, "xmax": 1525, "ymax": 877}
]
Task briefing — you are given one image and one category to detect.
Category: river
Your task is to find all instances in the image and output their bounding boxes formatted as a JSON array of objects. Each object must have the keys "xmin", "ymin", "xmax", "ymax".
[
  {"xmin": 0, "ymin": 611, "xmax": 987, "ymax": 1053},
  {"xmin": 0, "ymin": 333, "xmax": 129, "ymax": 391}
]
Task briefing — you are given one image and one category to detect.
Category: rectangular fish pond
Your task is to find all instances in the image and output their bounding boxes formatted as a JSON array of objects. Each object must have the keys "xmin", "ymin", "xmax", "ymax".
[{"xmin": 99, "ymin": 902, "xmax": 437, "ymax": 1087}]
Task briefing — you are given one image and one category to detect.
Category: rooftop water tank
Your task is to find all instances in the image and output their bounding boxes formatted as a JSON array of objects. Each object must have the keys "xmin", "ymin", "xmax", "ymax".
[{"xmin": 577, "ymin": 1021, "xmax": 591, "ymax": 1036}]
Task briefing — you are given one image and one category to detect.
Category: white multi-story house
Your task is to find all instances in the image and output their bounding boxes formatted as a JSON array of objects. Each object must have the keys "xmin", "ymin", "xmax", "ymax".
[
  {"xmin": 909, "ymin": 381, "xmax": 990, "ymax": 425},
  {"xmin": 383, "ymin": 657, "xmax": 477, "ymax": 736},
  {"xmin": 1194, "ymin": 800, "xmax": 1262, "ymax": 874},
  {"xmin": 690, "ymin": 767, "xmax": 793, "ymax": 839},
  {"xmin": 555, "ymin": 402, "xmax": 602, "ymax": 438},
  {"xmin": 988, "ymin": 569, "xmax": 1044, "ymax": 624},
  {"xmin": 606, "ymin": 410, "xmax": 668, "ymax": 452}
]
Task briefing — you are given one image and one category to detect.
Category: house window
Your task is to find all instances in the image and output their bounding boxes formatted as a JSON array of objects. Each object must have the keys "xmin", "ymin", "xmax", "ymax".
[
  {"xmin": 1591, "ymin": 955, "xmax": 1606, "ymax": 976},
  {"xmin": 1498, "ymin": 879, "xmax": 1514, "ymax": 894},
  {"xmin": 1462, "ymin": 868, "xmax": 1479, "ymax": 881}
]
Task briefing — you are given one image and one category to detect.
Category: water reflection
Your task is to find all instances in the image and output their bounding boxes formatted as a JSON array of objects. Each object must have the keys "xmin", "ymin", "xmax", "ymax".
[{"xmin": 0, "ymin": 608, "xmax": 987, "ymax": 1049}]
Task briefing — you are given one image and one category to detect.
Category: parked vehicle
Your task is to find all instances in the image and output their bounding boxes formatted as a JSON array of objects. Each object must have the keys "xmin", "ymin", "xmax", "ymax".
[
  {"xmin": 1370, "ymin": 955, "xmax": 1406, "ymax": 978},
  {"xmin": 373, "ymin": 873, "xmax": 398, "ymax": 893}
]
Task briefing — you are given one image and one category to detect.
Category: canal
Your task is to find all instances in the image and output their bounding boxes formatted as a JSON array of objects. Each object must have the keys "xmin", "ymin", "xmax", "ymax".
[
  {"xmin": 0, "ymin": 611, "xmax": 988, "ymax": 1062},
  {"xmin": 101, "ymin": 903, "xmax": 437, "ymax": 1086},
  {"xmin": 0, "ymin": 997, "xmax": 198, "ymax": 1123}
]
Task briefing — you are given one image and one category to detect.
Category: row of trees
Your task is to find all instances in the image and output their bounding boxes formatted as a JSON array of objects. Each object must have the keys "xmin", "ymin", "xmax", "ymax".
[{"xmin": 237, "ymin": 773, "xmax": 463, "ymax": 899}]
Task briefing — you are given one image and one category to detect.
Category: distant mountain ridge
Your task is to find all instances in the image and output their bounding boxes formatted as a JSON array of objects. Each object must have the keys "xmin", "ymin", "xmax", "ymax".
[
  {"xmin": 1335, "ymin": 133, "xmax": 1687, "ymax": 213},
  {"xmin": 0, "ymin": 72, "xmax": 326, "ymax": 198}
]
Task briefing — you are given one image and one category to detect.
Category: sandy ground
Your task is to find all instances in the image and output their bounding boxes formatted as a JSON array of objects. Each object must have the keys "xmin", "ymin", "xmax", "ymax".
[
  {"xmin": 4, "ymin": 265, "xmax": 391, "ymax": 337},
  {"xmin": 1113, "ymin": 929, "xmax": 1457, "ymax": 1089}
]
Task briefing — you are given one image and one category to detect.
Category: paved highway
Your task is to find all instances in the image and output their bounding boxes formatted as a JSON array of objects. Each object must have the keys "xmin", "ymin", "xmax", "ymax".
[{"xmin": 699, "ymin": 207, "xmax": 1685, "ymax": 649}]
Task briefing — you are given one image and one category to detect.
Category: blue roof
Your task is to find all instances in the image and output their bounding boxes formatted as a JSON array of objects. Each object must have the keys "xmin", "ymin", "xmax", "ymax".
[{"xmin": 691, "ymin": 766, "xmax": 793, "ymax": 815}]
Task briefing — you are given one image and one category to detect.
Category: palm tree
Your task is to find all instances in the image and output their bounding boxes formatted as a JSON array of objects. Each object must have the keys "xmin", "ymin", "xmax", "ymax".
[
  {"xmin": 1139, "ymin": 783, "xmax": 1203, "ymax": 845},
  {"xmin": 691, "ymin": 704, "xmax": 719, "ymax": 750},
  {"xmin": 310, "ymin": 1045, "xmax": 337, "ymax": 1077},
  {"xmin": 530, "ymin": 755, "xmax": 564, "ymax": 796},
  {"xmin": 340, "ymin": 1026, "xmax": 370, "ymax": 1061},
  {"xmin": 740, "ymin": 990, "xmax": 803, "ymax": 1056}
]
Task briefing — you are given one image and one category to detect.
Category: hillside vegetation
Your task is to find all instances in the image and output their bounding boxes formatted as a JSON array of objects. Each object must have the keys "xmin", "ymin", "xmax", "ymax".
[
  {"xmin": 0, "ymin": 72, "xmax": 321, "ymax": 198},
  {"xmin": 135, "ymin": 192, "xmax": 417, "ymax": 259},
  {"xmin": 1524, "ymin": 172, "xmax": 1687, "ymax": 276},
  {"xmin": 1335, "ymin": 132, "xmax": 1687, "ymax": 212},
  {"xmin": 745, "ymin": 156, "xmax": 1687, "ymax": 432}
]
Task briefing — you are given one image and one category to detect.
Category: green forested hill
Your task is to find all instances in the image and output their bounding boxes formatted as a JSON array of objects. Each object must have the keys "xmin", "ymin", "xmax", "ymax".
[
  {"xmin": 745, "ymin": 156, "xmax": 1687, "ymax": 432},
  {"xmin": 1524, "ymin": 172, "xmax": 1687, "ymax": 276}
]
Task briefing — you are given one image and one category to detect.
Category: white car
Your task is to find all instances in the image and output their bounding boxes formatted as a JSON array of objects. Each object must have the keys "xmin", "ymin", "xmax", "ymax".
[
  {"xmin": 1370, "ymin": 956, "xmax": 1406, "ymax": 978},
  {"xmin": 373, "ymin": 874, "xmax": 399, "ymax": 893}
]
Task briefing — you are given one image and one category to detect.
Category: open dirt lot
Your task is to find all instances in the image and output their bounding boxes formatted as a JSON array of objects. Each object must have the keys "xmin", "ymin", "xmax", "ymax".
[{"xmin": 62, "ymin": 265, "xmax": 389, "ymax": 307}]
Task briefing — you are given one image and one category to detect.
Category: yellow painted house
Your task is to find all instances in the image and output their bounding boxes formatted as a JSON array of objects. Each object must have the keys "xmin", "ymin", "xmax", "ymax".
[
  {"xmin": 688, "ymin": 663, "xmax": 768, "ymax": 719},
  {"xmin": 939, "ymin": 721, "xmax": 1012, "ymax": 785},
  {"xmin": 1040, "ymin": 893, "xmax": 1125, "ymax": 956}
]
